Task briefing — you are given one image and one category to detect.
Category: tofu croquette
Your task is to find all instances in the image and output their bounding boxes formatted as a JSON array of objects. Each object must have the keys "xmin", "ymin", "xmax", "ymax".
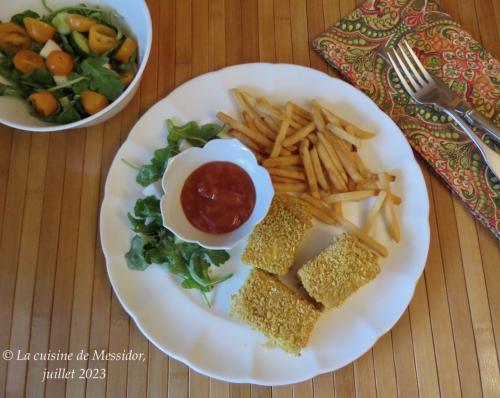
[
  {"xmin": 298, "ymin": 233, "xmax": 380, "ymax": 308},
  {"xmin": 241, "ymin": 194, "xmax": 312, "ymax": 275},
  {"xmin": 230, "ymin": 269, "xmax": 321, "ymax": 355}
]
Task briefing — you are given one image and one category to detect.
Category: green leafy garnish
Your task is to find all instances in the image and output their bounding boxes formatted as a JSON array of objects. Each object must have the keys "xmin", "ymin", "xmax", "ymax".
[
  {"xmin": 125, "ymin": 196, "xmax": 232, "ymax": 306},
  {"xmin": 80, "ymin": 57, "xmax": 125, "ymax": 100},
  {"xmin": 134, "ymin": 119, "xmax": 224, "ymax": 187},
  {"xmin": 10, "ymin": 10, "xmax": 40, "ymax": 27},
  {"xmin": 0, "ymin": 83, "xmax": 24, "ymax": 98}
]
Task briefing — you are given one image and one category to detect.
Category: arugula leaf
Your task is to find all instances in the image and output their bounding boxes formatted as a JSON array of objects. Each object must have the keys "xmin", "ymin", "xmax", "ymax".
[
  {"xmin": 80, "ymin": 57, "xmax": 125, "ymax": 100},
  {"xmin": 204, "ymin": 249, "xmax": 231, "ymax": 266},
  {"xmin": 166, "ymin": 119, "xmax": 223, "ymax": 146},
  {"xmin": 119, "ymin": 53, "xmax": 137, "ymax": 72},
  {"xmin": 0, "ymin": 52, "xmax": 22, "ymax": 84},
  {"xmin": 136, "ymin": 145, "xmax": 179, "ymax": 187},
  {"xmin": 134, "ymin": 196, "xmax": 161, "ymax": 219},
  {"xmin": 19, "ymin": 68, "xmax": 54, "ymax": 91},
  {"xmin": 125, "ymin": 235, "xmax": 150, "ymax": 270},
  {"xmin": 134, "ymin": 119, "xmax": 223, "ymax": 187},
  {"xmin": 124, "ymin": 195, "xmax": 232, "ymax": 305},
  {"xmin": 36, "ymin": 105, "xmax": 82, "ymax": 124},
  {"xmin": 0, "ymin": 83, "xmax": 24, "ymax": 98},
  {"xmin": 10, "ymin": 10, "xmax": 40, "ymax": 27}
]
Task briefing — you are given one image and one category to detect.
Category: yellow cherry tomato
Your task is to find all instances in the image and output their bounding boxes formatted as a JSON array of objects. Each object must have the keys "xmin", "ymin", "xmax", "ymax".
[
  {"xmin": 29, "ymin": 91, "xmax": 58, "ymax": 116},
  {"xmin": 80, "ymin": 91, "xmax": 109, "ymax": 115},
  {"xmin": 120, "ymin": 69, "xmax": 135, "ymax": 86},
  {"xmin": 67, "ymin": 13, "xmax": 97, "ymax": 32},
  {"xmin": 46, "ymin": 51, "xmax": 74, "ymax": 76},
  {"xmin": 88, "ymin": 24, "xmax": 117, "ymax": 55},
  {"xmin": 0, "ymin": 23, "xmax": 31, "ymax": 53},
  {"xmin": 114, "ymin": 37, "xmax": 138, "ymax": 63},
  {"xmin": 23, "ymin": 17, "xmax": 56, "ymax": 44},
  {"xmin": 13, "ymin": 50, "xmax": 45, "ymax": 74}
]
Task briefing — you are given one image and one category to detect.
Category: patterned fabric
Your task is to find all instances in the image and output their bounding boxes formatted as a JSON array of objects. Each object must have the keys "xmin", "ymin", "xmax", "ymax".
[{"xmin": 313, "ymin": 0, "xmax": 499, "ymax": 238}]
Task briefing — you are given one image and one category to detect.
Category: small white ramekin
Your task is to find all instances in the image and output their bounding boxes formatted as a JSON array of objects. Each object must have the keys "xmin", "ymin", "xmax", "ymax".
[{"xmin": 160, "ymin": 139, "xmax": 274, "ymax": 250}]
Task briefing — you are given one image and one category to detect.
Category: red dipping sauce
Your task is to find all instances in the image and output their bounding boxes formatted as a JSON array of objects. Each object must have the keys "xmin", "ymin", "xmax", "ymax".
[{"xmin": 181, "ymin": 161, "xmax": 256, "ymax": 234}]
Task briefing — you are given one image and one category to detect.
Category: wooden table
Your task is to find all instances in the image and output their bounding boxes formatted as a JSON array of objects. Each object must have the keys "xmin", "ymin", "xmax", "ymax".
[{"xmin": 1, "ymin": 1, "xmax": 499, "ymax": 397}]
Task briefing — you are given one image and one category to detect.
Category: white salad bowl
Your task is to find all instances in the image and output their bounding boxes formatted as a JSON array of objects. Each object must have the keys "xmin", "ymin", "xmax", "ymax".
[
  {"xmin": 0, "ymin": 0, "xmax": 152, "ymax": 132},
  {"xmin": 160, "ymin": 138, "xmax": 275, "ymax": 250}
]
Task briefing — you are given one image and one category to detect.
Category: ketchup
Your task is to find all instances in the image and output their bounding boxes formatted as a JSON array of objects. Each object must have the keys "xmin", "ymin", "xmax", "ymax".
[{"xmin": 180, "ymin": 161, "xmax": 256, "ymax": 234}]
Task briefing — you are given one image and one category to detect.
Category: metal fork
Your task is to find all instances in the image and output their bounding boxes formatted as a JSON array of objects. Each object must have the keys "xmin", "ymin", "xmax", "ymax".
[{"xmin": 386, "ymin": 40, "xmax": 500, "ymax": 178}]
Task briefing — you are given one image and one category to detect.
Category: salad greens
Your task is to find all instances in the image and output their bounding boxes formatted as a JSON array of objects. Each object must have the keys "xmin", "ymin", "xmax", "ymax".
[
  {"xmin": 0, "ymin": 1, "xmax": 137, "ymax": 124},
  {"xmin": 124, "ymin": 119, "xmax": 232, "ymax": 306}
]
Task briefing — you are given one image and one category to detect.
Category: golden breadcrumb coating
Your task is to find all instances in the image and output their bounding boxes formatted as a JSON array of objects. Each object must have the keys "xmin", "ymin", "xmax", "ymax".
[
  {"xmin": 230, "ymin": 269, "xmax": 321, "ymax": 355},
  {"xmin": 241, "ymin": 194, "xmax": 312, "ymax": 275},
  {"xmin": 298, "ymin": 233, "xmax": 380, "ymax": 308}
]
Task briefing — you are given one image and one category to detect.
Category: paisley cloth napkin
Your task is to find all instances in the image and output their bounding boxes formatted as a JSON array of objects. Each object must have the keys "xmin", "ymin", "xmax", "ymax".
[{"xmin": 313, "ymin": 0, "xmax": 499, "ymax": 238}]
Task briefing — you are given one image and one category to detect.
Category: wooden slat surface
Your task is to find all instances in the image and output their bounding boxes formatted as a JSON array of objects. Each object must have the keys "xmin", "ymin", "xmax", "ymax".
[{"xmin": 1, "ymin": 1, "xmax": 499, "ymax": 397}]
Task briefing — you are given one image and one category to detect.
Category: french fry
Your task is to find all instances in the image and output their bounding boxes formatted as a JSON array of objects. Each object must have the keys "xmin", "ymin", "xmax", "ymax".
[
  {"xmin": 256, "ymin": 98, "xmax": 303, "ymax": 130},
  {"xmin": 263, "ymin": 115, "xmax": 280, "ymax": 132},
  {"xmin": 308, "ymin": 134, "xmax": 318, "ymax": 145},
  {"xmin": 299, "ymin": 140, "xmax": 321, "ymax": 199},
  {"xmin": 311, "ymin": 99, "xmax": 326, "ymax": 131},
  {"xmin": 349, "ymin": 148, "xmax": 372, "ymax": 178},
  {"xmin": 279, "ymin": 165, "xmax": 304, "ymax": 172},
  {"xmin": 217, "ymin": 112, "xmax": 274, "ymax": 148},
  {"xmin": 310, "ymin": 146, "xmax": 329, "ymax": 192},
  {"xmin": 267, "ymin": 167, "xmax": 306, "ymax": 181},
  {"xmin": 363, "ymin": 190, "xmax": 387, "ymax": 233},
  {"xmin": 233, "ymin": 89, "xmax": 259, "ymax": 118},
  {"xmin": 324, "ymin": 133, "xmax": 364, "ymax": 183},
  {"xmin": 253, "ymin": 116, "xmax": 277, "ymax": 139},
  {"xmin": 333, "ymin": 202, "xmax": 343, "ymax": 218},
  {"xmin": 297, "ymin": 195, "xmax": 337, "ymax": 225},
  {"xmin": 262, "ymin": 155, "xmax": 301, "ymax": 168},
  {"xmin": 229, "ymin": 130, "xmax": 262, "ymax": 152},
  {"xmin": 273, "ymin": 182, "xmax": 308, "ymax": 192},
  {"xmin": 271, "ymin": 175, "xmax": 300, "ymax": 184},
  {"xmin": 385, "ymin": 173, "xmax": 396, "ymax": 182},
  {"xmin": 270, "ymin": 104, "xmax": 292, "ymax": 157},
  {"xmin": 289, "ymin": 101, "xmax": 313, "ymax": 120},
  {"xmin": 317, "ymin": 133, "xmax": 348, "ymax": 185},
  {"xmin": 281, "ymin": 122, "xmax": 316, "ymax": 147},
  {"xmin": 316, "ymin": 141, "xmax": 347, "ymax": 191},
  {"xmin": 391, "ymin": 193, "xmax": 402, "ymax": 205},
  {"xmin": 380, "ymin": 173, "xmax": 400, "ymax": 242},
  {"xmin": 291, "ymin": 112, "xmax": 310, "ymax": 127},
  {"xmin": 323, "ymin": 190, "xmax": 379, "ymax": 203},
  {"xmin": 344, "ymin": 124, "xmax": 376, "ymax": 139},
  {"xmin": 337, "ymin": 215, "xmax": 388, "ymax": 257},
  {"xmin": 327, "ymin": 123, "xmax": 362, "ymax": 148},
  {"xmin": 321, "ymin": 104, "xmax": 376, "ymax": 139}
]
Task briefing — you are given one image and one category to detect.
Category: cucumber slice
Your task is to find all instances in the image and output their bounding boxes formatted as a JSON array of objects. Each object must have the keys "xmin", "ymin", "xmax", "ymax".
[
  {"xmin": 70, "ymin": 31, "xmax": 90, "ymax": 56},
  {"xmin": 59, "ymin": 96, "xmax": 71, "ymax": 110},
  {"xmin": 51, "ymin": 13, "xmax": 71, "ymax": 35}
]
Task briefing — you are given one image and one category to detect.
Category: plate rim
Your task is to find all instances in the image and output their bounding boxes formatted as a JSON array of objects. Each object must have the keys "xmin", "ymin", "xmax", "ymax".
[{"xmin": 100, "ymin": 62, "xmax": 431, "ymax": 385}]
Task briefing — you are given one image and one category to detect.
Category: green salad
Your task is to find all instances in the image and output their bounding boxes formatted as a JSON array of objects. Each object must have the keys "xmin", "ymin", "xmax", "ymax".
[
  {"xmin": 124, "ymin": 119, "xmax": 233, "ymax": 306},
  {"xmin": 0, "ymin": 1, "xmax": 138, "ymax": 123}
]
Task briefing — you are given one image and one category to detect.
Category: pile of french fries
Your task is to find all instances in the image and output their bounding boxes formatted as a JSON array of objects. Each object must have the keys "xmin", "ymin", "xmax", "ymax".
[{"xmin": 217, "ymin": 89, "xmax": 401, "ymax": 257}]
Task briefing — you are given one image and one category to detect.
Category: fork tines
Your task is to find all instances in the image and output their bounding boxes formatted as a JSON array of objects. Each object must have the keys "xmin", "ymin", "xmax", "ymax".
[{"xmin": 387, "ymin": 40, "xmax": 432, "ymax": 94}]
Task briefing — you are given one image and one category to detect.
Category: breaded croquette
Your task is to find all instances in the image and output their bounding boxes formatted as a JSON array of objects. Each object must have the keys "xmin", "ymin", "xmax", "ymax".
[
  {"xmin": 241, "ymin": 194, "xmax": 312, "ymax": 275},
  {"xmin": 230, "ymin": 269, "xmax": 321, "ymax": 354},
  {"xmin": 298, "ymin": 233, "xmax": 380, "ymax": 308}
]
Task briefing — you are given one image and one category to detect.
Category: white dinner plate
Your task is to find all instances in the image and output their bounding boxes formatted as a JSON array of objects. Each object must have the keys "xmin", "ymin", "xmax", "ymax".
[{"xmin": 100, "ymin": 63, "xmax": 430, "ymax": 386}]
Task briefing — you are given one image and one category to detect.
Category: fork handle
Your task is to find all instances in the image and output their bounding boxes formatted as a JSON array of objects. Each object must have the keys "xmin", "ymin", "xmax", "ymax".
[
  {"xmin": 444, "ymin": 108, "xmax": 500, "ymax": 179},
  {"xmin": 463, "ymin": 109, "xmax": 500, "ymax": 143}
]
